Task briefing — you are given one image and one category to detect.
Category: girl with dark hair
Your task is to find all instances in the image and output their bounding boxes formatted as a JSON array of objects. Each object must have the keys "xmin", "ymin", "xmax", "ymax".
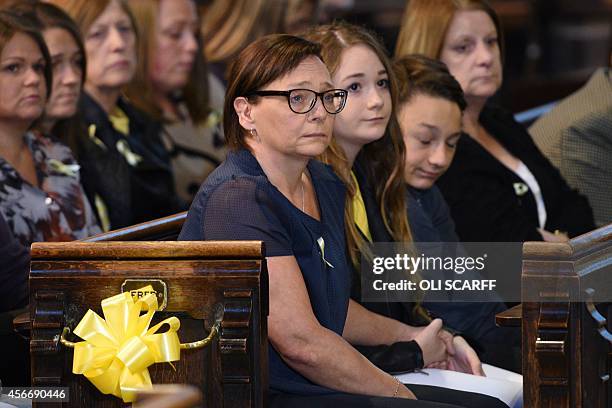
[{"xmin": 394, "ymin": 54, "xmax": 521, "ymax": 373}]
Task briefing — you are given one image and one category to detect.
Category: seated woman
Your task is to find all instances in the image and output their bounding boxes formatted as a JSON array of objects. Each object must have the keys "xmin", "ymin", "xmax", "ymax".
[
  {"xmin": 393, "ymin": 54, "xmax": 520, "ymax": 373},
  {"xmin": 50, "ymin": 0, "xmax": 183, "ymax": 230},
  {"xmin": 180, "ymin": 33, "xmax": 509, "ymax": 407},
  {"xmin": 0, "ymin": 9, "xmax": 100, "ymax": 246},
  {"xmin": 305, "ymin": 22, "xmax": 519, "ymax": 406},
  {"xmin": 395, "ymin": 0, "xmax": 595, "ymax": 243},
  {"xmin": 126, "ymin": 0, "xmax": 226, "ymax": 203}
]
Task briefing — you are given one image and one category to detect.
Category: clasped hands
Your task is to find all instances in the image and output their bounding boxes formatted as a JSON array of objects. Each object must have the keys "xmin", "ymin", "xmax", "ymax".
[{"xmin": 413, "ymin": 319, "xmax": 485, "ymax": 376}]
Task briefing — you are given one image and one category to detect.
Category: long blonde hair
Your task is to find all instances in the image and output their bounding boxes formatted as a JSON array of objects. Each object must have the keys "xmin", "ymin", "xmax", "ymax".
[
  {"xmin": 125, "ymin": 0, "xmax": 210, "ymax": 124},
  {"xmin": 202, "ymin": 0, "xmax": 285, "ymax": 65},
  {"xmin": 395, "ymin": 0, "xmax": 503, "ymax": 59},
  {"xmin": 304, "ymin": 22, "xmax": 414, "ymax": 268}
]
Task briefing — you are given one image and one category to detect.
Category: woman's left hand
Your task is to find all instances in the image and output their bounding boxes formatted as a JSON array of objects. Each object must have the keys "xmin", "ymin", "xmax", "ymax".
[{"xmin": 445, "ymin": 336, "xmax": 485, "ymax": 376}]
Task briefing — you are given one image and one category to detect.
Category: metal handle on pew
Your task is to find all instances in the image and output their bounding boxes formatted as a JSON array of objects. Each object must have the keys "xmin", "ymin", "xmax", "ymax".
[
  {"xmin": 59, "ymin": 306, "xmax": 223, "ymax": 350},
  {"xmin": 585, "ymin": 288, "xmax": 612, "ymax": 344}
]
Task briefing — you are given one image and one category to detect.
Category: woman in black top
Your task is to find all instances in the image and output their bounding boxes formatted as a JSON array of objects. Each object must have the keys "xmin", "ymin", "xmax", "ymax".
[
  {"xmin": 396, "ymin": 0, "xmax": 594, "ymax": 242},
  {"xmin": 51, "ymin": 0, "xmax": 182, "ymax": 230}
]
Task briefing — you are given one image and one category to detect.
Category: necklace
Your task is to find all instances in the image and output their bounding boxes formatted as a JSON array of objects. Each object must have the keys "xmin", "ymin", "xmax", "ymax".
[{"xmin": 301, "ymin": 176, "xmax": 305, "ymax": 212}]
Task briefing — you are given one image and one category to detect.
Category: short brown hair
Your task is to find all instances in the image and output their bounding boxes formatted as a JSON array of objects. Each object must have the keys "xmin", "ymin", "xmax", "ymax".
[
  {"xmin": 223, "ymin": 34, "xmax": 322, "ymax": 151},
  {"xmin": 395, "ymin": 0, "xmax": 503, "ymax": 61},
  {"xmin": 394, "ymin": 54, "xmax": 466, "ymax": 111},
  {"xmin": 125, "ymin": 0, "xmax": 209, "ymax": 124},
  {"xmin": 0, "ymin": 10, "xmax": 52, "ymax": 99}
]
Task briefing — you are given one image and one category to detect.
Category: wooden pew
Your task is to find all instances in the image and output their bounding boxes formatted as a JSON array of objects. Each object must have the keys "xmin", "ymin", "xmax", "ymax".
[
  {"xmin": 522, "ymin": 223, "xmax": 612, "ymax": 407},
  {"xmin": 29, "ymin": 241, "xmax": 268, "ymax": 408},
  {"xmin": 81, "ymin": 211, "xmax": 187, "ymax": 242}
]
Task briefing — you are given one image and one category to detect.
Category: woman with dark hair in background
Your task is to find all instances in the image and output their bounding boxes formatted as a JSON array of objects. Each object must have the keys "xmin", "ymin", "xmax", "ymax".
[
  {"xmin": 0, "ymin": 9, "xmax": 99, "ymax": 246},
  {"xmin": 396, "ymin": 0, "xmax": 595, "ymax": 243},
  {"xmin": 49, "ymin": 0, "xmax": 182, "ymax": 231}
]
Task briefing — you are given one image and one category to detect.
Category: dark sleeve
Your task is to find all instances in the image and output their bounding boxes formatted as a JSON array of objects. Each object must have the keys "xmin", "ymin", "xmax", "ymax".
[
  {"xmin": 198, "ymin": 177, "xmax": 293, "ymax": 257},
  {"xmin": 427, "ymin": 186, "xmax": 460, "ymax": 242},
  {"xmin": 356, "ymin": 341, "xmax": 424, "ymax": 374},
  {"xmin": 0, "ymin": 215, "xmax": 29, "ymax": 312},
  {"xmin": 436, "ymin": 150, "xmax": 543, "ymax": 242}
]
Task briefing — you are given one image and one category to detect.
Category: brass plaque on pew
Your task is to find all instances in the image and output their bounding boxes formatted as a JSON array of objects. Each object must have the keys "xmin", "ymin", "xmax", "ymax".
[{"xmin": 121, "ymin": 279, "xmax": 168, "ymax": 311}]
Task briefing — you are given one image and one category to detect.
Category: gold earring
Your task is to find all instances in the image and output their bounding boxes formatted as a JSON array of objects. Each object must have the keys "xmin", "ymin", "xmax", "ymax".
[{"xmin": 250, "ymin": 128, "xmax": 260, "ymax": 143}]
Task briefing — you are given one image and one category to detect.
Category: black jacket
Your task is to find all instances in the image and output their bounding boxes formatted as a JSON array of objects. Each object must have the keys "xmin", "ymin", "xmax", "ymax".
[
  {"xmin": 78, "ymin": 93, "xmax": 184, "ymax": 230},
  {"xmin": 352, "ymin": 161, "xmax": 426, "ymax": 373},
  {"xmin": 437, "ymin": 104, "xmax": 595, "ymax": 242}
]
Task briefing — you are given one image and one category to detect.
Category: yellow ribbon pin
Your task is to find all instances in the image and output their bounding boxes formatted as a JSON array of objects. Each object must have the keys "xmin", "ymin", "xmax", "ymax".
[
  {"xmin": 71, "ymin": 286, "xmax": 181, "ymax": 403},
  {"xmin": 116, "ymin": 139, "xmax": 143, "ymax": 167},
  {"xmin": 317, "ymin": 237, "xmax": 334, "ymax": 269},
  {"xmin": 88, "ymin": 124, "xmax": 108, "ymax": 151},
  {"xmin": 48, "ymin": 159, "xmax": 80, "ymax": 178}
]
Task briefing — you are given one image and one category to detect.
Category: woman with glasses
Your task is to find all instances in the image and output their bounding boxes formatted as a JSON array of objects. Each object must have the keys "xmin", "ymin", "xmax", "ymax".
[{"xmin": 180, "ymin": 33, "xmax": 496, "ymax": 407}]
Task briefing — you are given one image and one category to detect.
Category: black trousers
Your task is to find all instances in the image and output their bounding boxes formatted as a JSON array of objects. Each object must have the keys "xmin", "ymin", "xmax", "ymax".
[{"xmin": 269, "ymin": 384, "xmax": 509, "ymax": 408}]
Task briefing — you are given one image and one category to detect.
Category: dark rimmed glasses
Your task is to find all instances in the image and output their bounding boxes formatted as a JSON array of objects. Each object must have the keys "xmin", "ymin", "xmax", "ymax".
[{"xmin": 247, "ymin": 88, "xmax": 348, "ymax": 114}]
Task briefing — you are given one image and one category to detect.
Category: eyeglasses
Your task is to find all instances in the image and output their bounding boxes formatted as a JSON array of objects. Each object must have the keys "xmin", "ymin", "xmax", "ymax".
[{"xmin": 247, "ymin": 88, "xmax": 348, "ymax": 114}]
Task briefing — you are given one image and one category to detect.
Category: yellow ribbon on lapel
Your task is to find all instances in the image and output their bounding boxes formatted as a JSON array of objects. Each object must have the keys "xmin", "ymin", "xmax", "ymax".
[
  {"xmin": 48, "ymin": 159, "xmax": 80, "ymax": 178},
  {"xmin": 71, "ymin": 286, "xmax": 180, "ymax": 403}
]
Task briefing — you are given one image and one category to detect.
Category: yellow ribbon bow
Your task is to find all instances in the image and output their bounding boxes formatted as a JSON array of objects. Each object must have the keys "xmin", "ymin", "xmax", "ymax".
[{"xmin": 71, "ymin": 286, "xmax": 181, "ymax": 403}]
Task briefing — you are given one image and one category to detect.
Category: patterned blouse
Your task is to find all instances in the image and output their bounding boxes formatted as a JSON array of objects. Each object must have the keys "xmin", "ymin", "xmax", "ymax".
[{"xmin": 0, "ymin": 131, "xmax": 101, "ymax": 246}]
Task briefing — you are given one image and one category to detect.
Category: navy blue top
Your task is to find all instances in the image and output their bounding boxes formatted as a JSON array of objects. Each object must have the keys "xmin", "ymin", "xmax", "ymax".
[
  {"xmin": 179, "ymin": 149, "xmax": 350, "ymax": 395},
  {"xmin": 406, "ymin": 185, "xmax": 510, "ymax": 352},
  {"xmin": 406, "ymin": 185, "xmax": 459, "ymax": 243}
]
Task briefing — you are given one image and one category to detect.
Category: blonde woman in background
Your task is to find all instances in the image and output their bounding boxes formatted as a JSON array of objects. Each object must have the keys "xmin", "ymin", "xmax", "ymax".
[
  {"xmin": 202, "ymin": 0, "xmax": 320, "ymax": 82},
  {"xmin": 395, "ymin": 0, "xmax": 594, "ymax": 243},
  {"xmin": 126, "ymin": 0, "xmax": 225, "ymax": 203}
]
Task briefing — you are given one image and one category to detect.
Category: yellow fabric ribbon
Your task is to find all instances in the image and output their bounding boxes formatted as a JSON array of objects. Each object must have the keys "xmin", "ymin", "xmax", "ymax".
[
  {"xmin": 109, "ymin": 106, "xmax": 130, "ymax": 136},
  {"xmin": 116, "ymin": 139, "xmax": 143, "ymax": 167},
  {"xmin": 71, "ymin": 286, "xmax": 181, "ymax": 403},
  {"xmin": 350, "ymin": 171, "xmax": 372, "ymax": 242},
  {"xmin": 48, "ymin": 159, "xmax": 80, "ymax": 178}
]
